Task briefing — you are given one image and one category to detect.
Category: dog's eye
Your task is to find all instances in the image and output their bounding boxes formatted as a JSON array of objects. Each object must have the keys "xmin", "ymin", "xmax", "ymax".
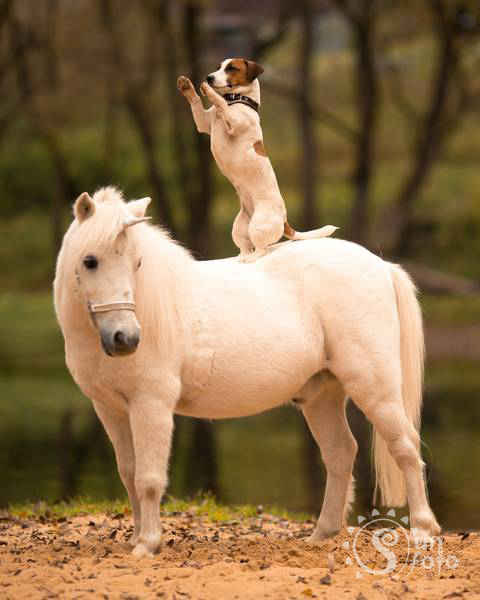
[
  {"xmin": 137, "ymin": 258, "xmax": 142, "ymax": 270},
  {"xmin": 83, "ymin": 255, "xmax": 98, "ymax": 270},
  {"xmin": 225, "ymin": 65, "xmax": 237, "ymax": 72}
]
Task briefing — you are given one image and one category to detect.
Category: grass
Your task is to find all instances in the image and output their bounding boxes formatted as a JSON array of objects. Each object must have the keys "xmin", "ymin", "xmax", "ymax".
[{"xmin": 5, "ymin": 495, "xmax": 311, "ymax": 523}]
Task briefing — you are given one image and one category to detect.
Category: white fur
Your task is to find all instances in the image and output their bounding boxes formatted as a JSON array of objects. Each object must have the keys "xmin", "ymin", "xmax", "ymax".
[
  {"xmin": 54, "ymin": 188, "xmax": 440, "ymax": 557},
  {"xmin": 177, "ymin": 60, "xmax": 336, "ymax": 263}
]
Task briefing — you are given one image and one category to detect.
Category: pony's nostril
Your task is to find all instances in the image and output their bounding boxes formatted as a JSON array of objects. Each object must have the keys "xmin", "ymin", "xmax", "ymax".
[{"xmin": 114, "ymin": 331, "xmax": 126, "ymax": 347}]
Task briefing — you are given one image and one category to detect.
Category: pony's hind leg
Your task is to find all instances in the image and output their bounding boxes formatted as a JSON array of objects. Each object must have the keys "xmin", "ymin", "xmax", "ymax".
[
  {"xmin": 336, "ymin": 362, "xmax": 440, "ymax": 540},
  {"xmin": 93, "ymin": 402, "xmax": 141, "ymax": 545},
  {"xmin": 301, "ymin": 374, "xmax": 357, "ymax": 542}
]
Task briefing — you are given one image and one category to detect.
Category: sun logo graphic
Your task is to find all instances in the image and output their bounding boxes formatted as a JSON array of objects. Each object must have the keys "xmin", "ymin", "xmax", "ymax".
[{"xmin": 342, "ymin": 509, "xmax": 459, "ymax": 580}]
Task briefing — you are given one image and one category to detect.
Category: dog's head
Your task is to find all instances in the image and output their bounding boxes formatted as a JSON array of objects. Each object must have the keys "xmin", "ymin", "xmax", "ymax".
[{"xmin": 206, "ymin": 58, "xmax": 264, "ymax": 93}]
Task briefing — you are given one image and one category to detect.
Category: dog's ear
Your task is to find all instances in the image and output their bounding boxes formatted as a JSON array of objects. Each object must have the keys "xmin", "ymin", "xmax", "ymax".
[{"xmin": 244, "ymin": 60, "xmax": 264, "ymax": 82}]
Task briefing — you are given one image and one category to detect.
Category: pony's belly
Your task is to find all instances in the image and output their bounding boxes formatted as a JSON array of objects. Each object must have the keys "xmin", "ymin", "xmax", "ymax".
[
  {"xmin": 176, "ymin": 387, "xmax": 291, "ymax": 419},
  {"xmin": 177, "ymin": 359, "xmax": 318, "ymax": 419}
]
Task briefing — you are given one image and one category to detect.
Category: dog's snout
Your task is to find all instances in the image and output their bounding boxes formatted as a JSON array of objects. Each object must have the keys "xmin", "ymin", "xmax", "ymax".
[{"xmin": 206, "ymin": 74, "xmax": 214, "ymax": 84}]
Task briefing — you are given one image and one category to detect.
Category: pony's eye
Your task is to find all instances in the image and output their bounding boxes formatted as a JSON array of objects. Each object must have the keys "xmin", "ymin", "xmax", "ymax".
[{"xmin": 83, "ymin": 255, "xmax": 98, "ymax": 270}]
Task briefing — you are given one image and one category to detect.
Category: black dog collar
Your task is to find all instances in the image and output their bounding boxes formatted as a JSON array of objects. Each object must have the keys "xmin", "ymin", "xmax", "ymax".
[{"xmin": 223, "ymin": 93, "xmax": 259, "ymax": 113}]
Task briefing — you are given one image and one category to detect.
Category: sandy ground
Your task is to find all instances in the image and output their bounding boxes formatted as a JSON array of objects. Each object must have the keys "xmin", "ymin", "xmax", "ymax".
[{"xmin": 0, "ymin": 510, "xmax": 479, "ymax": 600}]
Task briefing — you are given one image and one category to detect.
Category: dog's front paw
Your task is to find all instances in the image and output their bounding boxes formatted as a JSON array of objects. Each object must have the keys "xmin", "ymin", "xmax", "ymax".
[
  {"xmin": 177, "ymin": 76, "xmax": 193, "ymax": 95},
  {"xmin": 200, "ymin": 82, "xmax": 212, "ymax": 97}
]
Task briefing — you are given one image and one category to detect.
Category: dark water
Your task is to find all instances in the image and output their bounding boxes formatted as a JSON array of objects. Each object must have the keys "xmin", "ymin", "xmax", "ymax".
[{"xmin": 1, "ymin": 361, "xmax": 479, "ymax": 530}]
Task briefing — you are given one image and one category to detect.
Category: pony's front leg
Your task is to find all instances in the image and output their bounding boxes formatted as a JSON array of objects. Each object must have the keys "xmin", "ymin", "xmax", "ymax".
[
  {"xmin": 93, "ymin": 402, "xmax": 141, "ymax": 546},
  {"xmin": 129, "ymin": 392, "xmax": 176, "ymax": 558}
]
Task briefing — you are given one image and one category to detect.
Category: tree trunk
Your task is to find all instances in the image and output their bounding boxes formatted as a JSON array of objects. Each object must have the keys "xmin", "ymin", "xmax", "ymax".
[
  {"xmin": 298, "ymin": 0, "xmax": 318, "ymax": 229},
  {"xmin": 384, "ymin": 31, "xmax": 455, "ymax": 257},
  {"xmin": 42, "ymin": 130, "xmax": 76, "ymax": 255},
  {"xmin": 302, "ymin": 417, "xmax": 323, "ymax": 512},
  {"xmin": 186, "ymin": 419, "xmax": 218, "ymax": 496},
  {"xmin": 125, "ymin": 92, "xmax": 174, "ymax": 229},
  {"xmin": 153, "ymin": 0, "xmax": 196, "ymax": 223},
  {"xmin": 8, "ymin": 9, "xmax": 75, "ymax": 257},
  {"xmin": 97, "ymin": 0, "xmax": 174, "ymax": 230},
  {"xmin": 184, "ymin": 1, "xmax": 213, "ymax": 258},
  {"xmin": 348, "ymin": 15, "xmax": 378, "ymax": 244}
]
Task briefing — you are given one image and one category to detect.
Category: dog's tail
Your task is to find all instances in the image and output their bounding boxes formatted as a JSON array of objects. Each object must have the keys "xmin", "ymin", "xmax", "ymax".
[{"xmin": 283, "ymin": 221, "xmax": 338, "ymax": 241}]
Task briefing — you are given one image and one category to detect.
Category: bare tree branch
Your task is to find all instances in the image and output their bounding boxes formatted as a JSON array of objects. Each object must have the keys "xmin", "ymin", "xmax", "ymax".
[
  {"xmin": 262, "ymin": 78, "xmax": 359, "ymax": 141},
  {"xmin": 379, "ymin": 0, "xmax": 480, "ymax": 256},
  {"xmin": 97, "ymin": 0, "xmax": 174, "ymax": 229},
  {"xmin": 385, "ymin": 62, "xmax": 421, "ymax": 124},
  {"xmin": 250, "ymin": 0, "xmax": 294, "ymax": 61},
  {"xmin": 8, "ymin": 4, "xmax": 76, "ymax": 255}
]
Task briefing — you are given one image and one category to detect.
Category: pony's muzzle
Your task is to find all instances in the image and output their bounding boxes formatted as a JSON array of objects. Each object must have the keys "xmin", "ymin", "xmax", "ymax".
[{"xmin": 101, "ymin": 327, "xmax": 140, "ymax": 357}]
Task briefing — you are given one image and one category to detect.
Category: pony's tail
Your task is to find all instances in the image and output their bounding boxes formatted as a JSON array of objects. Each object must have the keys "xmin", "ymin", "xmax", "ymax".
[
  {"xmin": 283, "ymin": 222, "xmax": 338, "ymax": 241},
  {"xmin": 373, "ymin": 264, "xmax": 425, "ymax": 506}
]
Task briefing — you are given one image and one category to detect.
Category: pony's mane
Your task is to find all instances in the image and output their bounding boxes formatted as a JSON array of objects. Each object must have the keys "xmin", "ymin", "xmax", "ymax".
[{"xmin": 58, "ymin": 186, "xmax": 194, "ymax": 358}]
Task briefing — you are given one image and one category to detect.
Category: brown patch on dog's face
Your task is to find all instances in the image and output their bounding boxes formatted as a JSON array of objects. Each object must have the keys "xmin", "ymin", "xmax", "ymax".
[
  {"xmin": 225, "ymin": 59, "xmax": 264, "ymax": 87},
  {"xmin": 253, "ymin": 140, "xmax": 267, "ymax": 157}
]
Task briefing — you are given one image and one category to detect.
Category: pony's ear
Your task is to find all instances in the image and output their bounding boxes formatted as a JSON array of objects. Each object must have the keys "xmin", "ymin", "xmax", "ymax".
[
  {"xmin": 74, "ymin": 192, "xmax": 95, "ymax": 222},
  {"xmin": 244, "ymin": 60, "xmax": 264, "ymax": 82},
  {"xmin": 128, "ymin": 197, "xmax": 151, "ymax": 218}
]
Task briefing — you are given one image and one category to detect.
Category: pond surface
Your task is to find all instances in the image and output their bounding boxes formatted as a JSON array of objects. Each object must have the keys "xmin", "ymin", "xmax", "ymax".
[{"xmin": 1, "ymin": 293, "xmax": 479, "ymax": 529}]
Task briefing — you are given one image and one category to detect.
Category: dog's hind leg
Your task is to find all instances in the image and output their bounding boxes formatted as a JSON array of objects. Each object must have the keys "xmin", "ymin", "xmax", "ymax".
[
  {"xmin": 243, "ymin": 207, "xmax": 284, "ymax": 263},
  {"xmin": 301, "ymin": 375, "xmax": 357, "ymax": 542},
  {"xmin": 232, "ymin": 206, "xmax": 254, "ymax": 258}
]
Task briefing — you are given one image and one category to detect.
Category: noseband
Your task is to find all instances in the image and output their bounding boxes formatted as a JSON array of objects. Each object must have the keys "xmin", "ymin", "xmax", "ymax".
[{"xmin": 75, "ymin": 270, "xmax": 136, "ymax": 315}]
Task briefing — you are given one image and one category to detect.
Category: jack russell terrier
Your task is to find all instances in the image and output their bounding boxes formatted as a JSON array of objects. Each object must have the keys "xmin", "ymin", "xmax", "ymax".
[{"xmin": 177, "ymin": 58, "xmax": 337, "ymax": 262}]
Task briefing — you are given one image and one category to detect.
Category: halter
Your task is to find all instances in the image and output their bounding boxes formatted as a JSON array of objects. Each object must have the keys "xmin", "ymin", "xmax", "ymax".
[{"xmin": 75, "ymin": 270, "xmax": 136, "ymax": 315}]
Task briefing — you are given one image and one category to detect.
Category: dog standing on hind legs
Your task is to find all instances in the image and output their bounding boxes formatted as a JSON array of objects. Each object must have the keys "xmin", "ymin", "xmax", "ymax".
[{"xmin": 177, "ymin": 58, "xmax": 337, "ymax": 262}]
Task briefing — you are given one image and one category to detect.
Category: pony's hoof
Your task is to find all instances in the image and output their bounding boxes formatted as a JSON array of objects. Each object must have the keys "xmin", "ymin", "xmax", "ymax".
[
  {"xmin": 305, "ymin": 534, "xmax": 324, "ymax": 546},
  {"xmin": 411, "ymin": 514, "xmax": 441, "ymax": 541},
  {"xmin": 131, "ymin": 542, "xmax": 155, "ymax": 558},
  {"xmin": 410, "ymin": 524, "xmax": 441, "ymax": 546},
  {"xmin": 305, "ymin": 529, "xmax": 338, "ymax": 545},
  {"xmin": 128, "ymin": 533, "xmax": 140, "ymax": 547}
]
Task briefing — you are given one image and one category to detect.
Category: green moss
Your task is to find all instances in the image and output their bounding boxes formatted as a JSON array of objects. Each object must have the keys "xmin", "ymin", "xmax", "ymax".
[{"xmin": 5, "ymin": 494, "xmax": 311, "ymax": 523}]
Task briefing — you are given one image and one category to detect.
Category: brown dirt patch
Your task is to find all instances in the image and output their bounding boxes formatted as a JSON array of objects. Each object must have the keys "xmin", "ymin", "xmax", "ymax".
[{"xmin": 0, "ymin": 512, "xmax": 479, "ymax": 599}]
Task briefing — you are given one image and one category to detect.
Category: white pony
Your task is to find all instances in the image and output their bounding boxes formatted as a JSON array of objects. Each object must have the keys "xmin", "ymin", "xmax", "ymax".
[{"xmin": 54, "ymin": 187, "xmax": 440, "ymax": 558}]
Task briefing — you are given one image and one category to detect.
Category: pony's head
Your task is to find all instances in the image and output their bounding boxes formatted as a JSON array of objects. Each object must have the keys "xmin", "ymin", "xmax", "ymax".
[{"xmin": 67, "ymin": 188, "xmax": 151, "ymax": 357}]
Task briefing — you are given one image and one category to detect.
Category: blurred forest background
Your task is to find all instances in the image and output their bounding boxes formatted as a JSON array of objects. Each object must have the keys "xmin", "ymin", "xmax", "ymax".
[{"xmin": 1, "ymin": 0, "xmax": 479, "ymax": 529}]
